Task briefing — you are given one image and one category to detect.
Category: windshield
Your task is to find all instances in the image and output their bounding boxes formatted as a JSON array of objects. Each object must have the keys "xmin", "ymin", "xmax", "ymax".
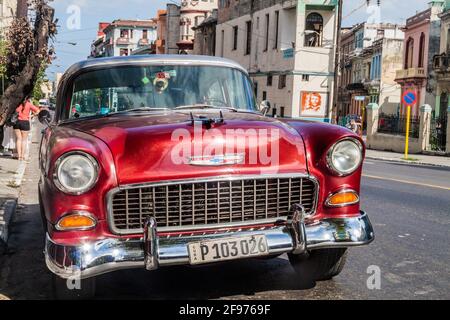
[{"xmin": 66, "ymin": 65, "xmax": 257, "ymax": 120}]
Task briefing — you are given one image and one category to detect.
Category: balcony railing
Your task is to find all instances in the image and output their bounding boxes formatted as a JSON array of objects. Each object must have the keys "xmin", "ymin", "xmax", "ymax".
[
  {"xmin": 138, "ymin": 38, "xmax": 149, "ymax": 46},
  {"xmin": 378, "ymin": 113, "xmax": 420, "ymax": 138},
  {"xmin": 395, "ymin": 68, "xmax": 426, "ymax": 80},
  {"xmin": 116, "ymin": 37, "xmax": 130, "ymax": 45},
  {"xmin": 433, "ymin": 54, "xmax": 450, "ymax": 73}
]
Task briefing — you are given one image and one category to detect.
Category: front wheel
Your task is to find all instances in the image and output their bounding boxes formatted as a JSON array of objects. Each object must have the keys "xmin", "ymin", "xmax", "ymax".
[
  {"xmin": 52, "ymin": 274, "xmax": 96, "ymax": 300},
  {"xmin": 288, "ymin": 249, "xmax": 348, "ymax": 283}
]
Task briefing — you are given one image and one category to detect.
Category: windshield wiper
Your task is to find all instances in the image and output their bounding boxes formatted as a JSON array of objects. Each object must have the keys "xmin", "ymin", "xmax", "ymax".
[
  {"xmin": 109, "ymin": 107, "xmax": 171, "ymax": 115},
  {"xmin": 175, "ymin": 104, "xmax": 239, "ymax": 112}
]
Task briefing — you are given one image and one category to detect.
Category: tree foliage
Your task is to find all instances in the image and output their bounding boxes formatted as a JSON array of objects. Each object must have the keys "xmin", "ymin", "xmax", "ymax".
[{"xmin": 0, "ymin": 0, "xmax": 57, "ymax": 125}]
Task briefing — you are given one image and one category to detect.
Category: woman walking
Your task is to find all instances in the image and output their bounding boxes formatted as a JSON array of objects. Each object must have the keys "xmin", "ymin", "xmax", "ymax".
[{"xmin": 14, "ymin": 98, "xmax": 40, "ymax": 161}]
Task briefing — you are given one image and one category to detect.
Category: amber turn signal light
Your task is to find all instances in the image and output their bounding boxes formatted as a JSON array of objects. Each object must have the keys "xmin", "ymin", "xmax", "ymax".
[
  {"xmin": 326, "ymin": 190, "xmax": 360, "ymax": 207},
  {"xmin": 56, "ymin": 213, "xmax": 97, "ymax": 231}
]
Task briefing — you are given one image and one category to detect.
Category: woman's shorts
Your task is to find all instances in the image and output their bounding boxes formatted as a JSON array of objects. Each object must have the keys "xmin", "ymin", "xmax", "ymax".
[{"xmin": 13, "ymin": 120, "xmax": 31, "ymax": 132}]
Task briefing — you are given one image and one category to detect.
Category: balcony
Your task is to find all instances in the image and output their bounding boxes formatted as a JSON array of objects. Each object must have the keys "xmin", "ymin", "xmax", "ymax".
[
  {"xmin": 116, "ymin": 37, "xmax": 130, "ymax": 45},
  {"xmin": 433, "ymin": 54, "xmax": 450, "ymax": 73},
  {"xmin": 395, "ymin": 68, "xmax": 426, "ymax": 81},
  {"xmin": 138, "ymin": 38, "xmax": 149, "ymax": 46}
]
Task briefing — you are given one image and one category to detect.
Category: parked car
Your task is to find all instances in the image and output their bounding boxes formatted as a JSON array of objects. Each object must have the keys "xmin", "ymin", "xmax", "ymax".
[
  {"xmin": 39, "ymin": 99, "xmax": 50, "ymax": 109},
  {"xmin": 38, "ymin": 55, "xmax": 374, "ymax": 299}
]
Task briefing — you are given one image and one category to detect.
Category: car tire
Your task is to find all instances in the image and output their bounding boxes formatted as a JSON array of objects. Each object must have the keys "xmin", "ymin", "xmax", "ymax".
[
  {"xmin": 288, "ymin": 249, "xmax": 348, "ymax": 283},
  {"xmin": 52, "ymin": 274, "xmax": 96, "ymax": 300}
]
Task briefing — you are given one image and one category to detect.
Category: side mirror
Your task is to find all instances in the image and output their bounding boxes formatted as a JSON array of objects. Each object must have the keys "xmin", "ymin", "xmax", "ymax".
[
  {"xmin": 38, "ymin": 110, "xmax": 52, "ymax": 126},
  {"xmin": 259, "ymin": 100, "xmax": 271, "ymax": 116}
]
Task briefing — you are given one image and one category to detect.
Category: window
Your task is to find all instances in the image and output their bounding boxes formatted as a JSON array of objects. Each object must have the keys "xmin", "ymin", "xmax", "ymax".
[
  {"xmin": 267, "ymin": 75, "xmax": 273, "ymax": 86},
  {"xmin": 232, "ymin": 26, "xmax": 238, "ymax": 51},
  {"xmin": 120, "ymin": 29, "xmax": 129, "ymax": 38},
  {"xmin": 119, "ymin": 48, "xmax": 129, "ymax": 56},
  {"xmin": 418, "ymin": 33, "xmax": 425, "ymax": 68},
  {"xmin": 305, "ymin": 13, "xmax": 323, "ymax": 47},
  {"xmin": 220, "ymin": 29, "xmax": 225, "ymax": 57},
  {"xmin": 405, "ymin": 37, "xmax": 414, "ymax": 69},
  {"xmin": 264, "ymin": 14, "xmax": 269, "ymax": 51},
  {"xmin": 67, "ymin": 65, "xmax": 257, "ymax": 120},
  {"xmin": 280, "ymin": 106, "xmax": 285, "ymax": 118},
  {"xmin": 371, "ymin": 54, "xmax": 381, "ymax": 80},
  {"xmin": 274, "ymin": 11, "xmax": 279, "ymax": 49},
  {"xmin": 355, "ymin": 31, "xmax": 364, "ymax": 49},
  {"xmin": 447, "ymin": 28, "xmax": 450, "ymax": 52},
  {"xmin": 262, "ymin": 91, "xmax": 267, "ymax": 101},
  {"xmin": 142, "ymin": 29, "xmax": 148, "ymax": 39},
  {"xmin": 245, "ymin": 21, "xmax": 252, "ymax": 55},
  {"xmin": 302, "ymin": 74, "xmax": 310, "ymax": 82},
  {"xmin": 278, "ymin": 74, "xmax": 286, "ymax": 89}
]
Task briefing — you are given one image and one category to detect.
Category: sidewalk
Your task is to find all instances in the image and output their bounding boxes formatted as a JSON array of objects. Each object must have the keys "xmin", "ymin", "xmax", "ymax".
[
  {"xmin": 366, "ymin": 149, "xmax": 450, "ymax": 168},
  {"xmin": 0, "ymin": 124, "xmax": 34, "ymax": 249}
]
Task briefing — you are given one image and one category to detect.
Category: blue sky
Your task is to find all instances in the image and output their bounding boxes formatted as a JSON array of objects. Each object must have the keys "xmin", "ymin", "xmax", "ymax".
[{"xmin": 48, "ymin": 0, "xmax": 430, "ymax": 80}]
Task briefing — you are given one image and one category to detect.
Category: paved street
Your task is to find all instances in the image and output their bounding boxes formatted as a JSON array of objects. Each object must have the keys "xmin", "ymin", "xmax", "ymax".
[{"xmin": 0, "ymin": 131, "xmax": 449, "ymax": 300}]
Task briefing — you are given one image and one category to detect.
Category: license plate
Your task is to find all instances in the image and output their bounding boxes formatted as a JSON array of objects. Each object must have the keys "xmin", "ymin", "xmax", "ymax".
[{"xmin": 188, "ymin": 235, "xmax": 269, "ymax": 265}]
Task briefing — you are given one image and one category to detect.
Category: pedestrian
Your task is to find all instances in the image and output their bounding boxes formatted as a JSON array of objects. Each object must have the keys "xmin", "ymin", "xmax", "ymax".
[
  {"xmin": 14, "ymin": 97, "xmax": 40, "ymax": 161},
  {"xmin": 0, "ymin": 123, "xmax": 4, "ymax": 153},
  {"xmin": 347, "ymin": 119, "xmax": 359, "ymax": 134}
]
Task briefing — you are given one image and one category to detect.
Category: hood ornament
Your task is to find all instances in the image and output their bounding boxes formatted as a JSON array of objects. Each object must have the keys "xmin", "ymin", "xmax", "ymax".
[{"xmin": 188, "ymin": 154, "xmax": 245, "ymax": 166}]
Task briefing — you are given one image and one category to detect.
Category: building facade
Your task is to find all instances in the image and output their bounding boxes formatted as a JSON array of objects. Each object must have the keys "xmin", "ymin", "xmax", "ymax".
[
  {"xmin": 395, "ymin": 1, "xmax": 446, "ymax": 118},
  {"xmin": 91, "ymin": 20, "xmax": 157, "ymax": 58},
  {"xmin": 165, "ymin": 0, "xmax": 218, "ymax": 54},
  {"xmin": 216, "ymin": 0, "xmax": 339, "ymax": 121},
  {"xmin": 155, "ymin": 10, "xmax": 167, "ymax": 54},
  {"xmin": 433, "ymin": 3, "xmax": 450, "ymax": 119},
  {"xmin": 0, "ymin": 0, "xmax": 20, "ymax": 39},
  {"xmin": 90, "ymin": 22, "xmax": 110, "ymax": 58},
  {"xmin": 337, "ymin": 23, "xmax": 404, "ymax": 119},
  {"xmin": 193, "ymin": 9, "xmax": 217, "ymax": 56}
]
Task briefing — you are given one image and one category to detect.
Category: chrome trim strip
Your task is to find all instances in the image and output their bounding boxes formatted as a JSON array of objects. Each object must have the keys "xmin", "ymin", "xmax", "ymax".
[
  {"xmin": 45, "ymin": 211, "xmax": 374, "ymax": 280},
  {"xmin": 105, "ymin": 173, "xmax": 320, "ymax": 235}
]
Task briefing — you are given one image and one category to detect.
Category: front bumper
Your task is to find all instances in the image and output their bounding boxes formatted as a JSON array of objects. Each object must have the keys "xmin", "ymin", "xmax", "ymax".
[{"xmin": 45, "ymin": 211, "xmax": 374, "ymax": 280}]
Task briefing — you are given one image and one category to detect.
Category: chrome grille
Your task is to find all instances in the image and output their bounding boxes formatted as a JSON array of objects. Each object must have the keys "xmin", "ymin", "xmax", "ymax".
[{"xmin": 109, "ymin": 176, "xmax": 317, "ymax": 233}]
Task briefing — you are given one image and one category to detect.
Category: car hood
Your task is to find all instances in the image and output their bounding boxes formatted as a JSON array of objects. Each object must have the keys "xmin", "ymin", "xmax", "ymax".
[{"xmin": 65, "ymin": 111, "xmax": 308, "ymax": 185}]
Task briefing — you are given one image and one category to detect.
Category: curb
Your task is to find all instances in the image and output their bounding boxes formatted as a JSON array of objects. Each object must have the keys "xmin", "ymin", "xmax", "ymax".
[
  {"xmin": 0, "ymin": 199, "xmax": 18, "ymax": 253},
  {"xmin": 366, "ymin": 156, "xmax": 450, "ymax": 169},
  {"xmin": 0, "ymin": 124, "xmax": 34, "ymax": 252}
]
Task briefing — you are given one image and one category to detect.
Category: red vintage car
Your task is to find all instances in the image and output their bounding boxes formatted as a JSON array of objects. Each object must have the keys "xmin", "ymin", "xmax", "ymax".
[{"xmin": 38, "ymin": 55, "xmax": 374, "ymax": 299}]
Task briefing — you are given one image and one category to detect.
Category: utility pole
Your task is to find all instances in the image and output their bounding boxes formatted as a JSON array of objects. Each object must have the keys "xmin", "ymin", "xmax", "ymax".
[{"xmin": 331, "ymin": 0, "xmax": 343, "ymax": 124}]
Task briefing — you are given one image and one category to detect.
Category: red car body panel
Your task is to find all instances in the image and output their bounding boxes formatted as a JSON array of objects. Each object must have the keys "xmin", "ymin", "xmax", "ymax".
[{"xmin": 40, "ymin": 111, "xmax": 364, "ymax": 246}]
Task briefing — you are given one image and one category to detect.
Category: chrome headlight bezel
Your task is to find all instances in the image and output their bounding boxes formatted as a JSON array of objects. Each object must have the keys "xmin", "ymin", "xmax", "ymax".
[
  {"xmin": 326, "ymin": 138, "xmax": 363, "ymax": 177},
  {"xmin": 53, "ymin": 151, "xmax": 100, "ymax": 195}
]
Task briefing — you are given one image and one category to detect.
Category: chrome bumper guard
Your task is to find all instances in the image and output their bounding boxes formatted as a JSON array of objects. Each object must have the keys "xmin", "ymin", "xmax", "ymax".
[{"xmin": 45, "ymin": 211, "xmax": 374, "ymax": 280}]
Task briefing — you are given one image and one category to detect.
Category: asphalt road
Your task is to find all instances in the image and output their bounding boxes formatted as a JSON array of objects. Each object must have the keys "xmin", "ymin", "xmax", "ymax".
[{"xmin": 0, "ymin": 134, "xmax": 449, "ymax": 300}]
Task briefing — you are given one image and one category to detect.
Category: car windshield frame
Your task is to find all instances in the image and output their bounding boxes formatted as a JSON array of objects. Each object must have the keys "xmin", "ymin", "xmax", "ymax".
[{"xmin": 60, "ymin": 64, "xmax": 258, "ymax": 122}]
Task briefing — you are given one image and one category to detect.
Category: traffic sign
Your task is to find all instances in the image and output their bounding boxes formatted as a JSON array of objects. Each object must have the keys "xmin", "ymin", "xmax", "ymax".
[{"xmin": 402, "ymin": 91, "xmax": 417, "ymax": 106}]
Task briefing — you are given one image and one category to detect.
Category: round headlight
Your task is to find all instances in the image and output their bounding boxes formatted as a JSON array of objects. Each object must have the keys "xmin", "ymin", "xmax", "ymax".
[
  {"xmin": 54, "ymin": 152, "xmax": 99, "ymax": 195},
  {"xmin": 327, "ymin": 139, "xmax": 363, "ymax": 176}
]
